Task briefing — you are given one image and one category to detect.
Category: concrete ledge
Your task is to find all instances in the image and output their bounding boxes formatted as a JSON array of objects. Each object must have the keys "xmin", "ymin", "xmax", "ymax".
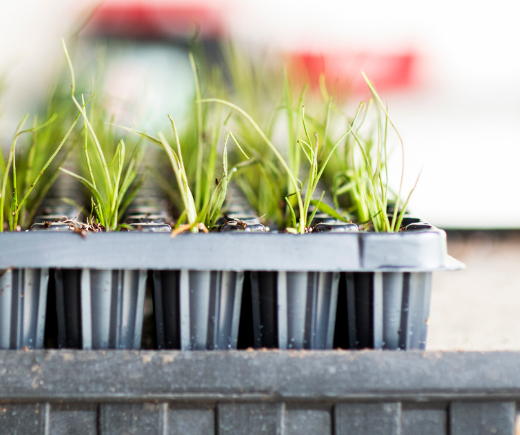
[{"xmin": 0, "ymin": 350, "xmax": 516, "ymax": 401}]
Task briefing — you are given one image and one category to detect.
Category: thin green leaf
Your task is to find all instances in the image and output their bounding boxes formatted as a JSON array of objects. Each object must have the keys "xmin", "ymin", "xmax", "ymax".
[
  {"xmin": 110, "ymin": 124, "xmax": 163, "ymax": 147},
  {"xmin": 60, "ymin": 168, "xmax": 106, "ymax": 226},
  {"xmin": 228, "ymin": 132, "xmax": 250, "ymax": 159},
  {"xmin": 16, "ymin": 111, "xmax": 81, "ymax": 217},
  {"xmin": 1, "ymin": 115, "xmax": 28, "ymax": 232},
  {"xmin": 285, "ymin": 196, "xmax": 297, "ymax": 229},
  {"xmin": 200, "ymin": 98, "xmax": 305, "ymax": 233},
  {"xmin": 309, "ymin": 200, "xmax": 350, "ymax": 223},
  {"xmin": 307, "ymin": 191, "xmax": 325, "ymax": 228}
]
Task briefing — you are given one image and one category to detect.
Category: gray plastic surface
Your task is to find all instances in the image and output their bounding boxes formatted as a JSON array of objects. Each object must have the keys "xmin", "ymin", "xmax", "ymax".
[
  {"xmin": 0, "ymin": 230, "xmax": 463, "ymax": 271},
  {"xmin": 0, "ymin": 268, "xmax": 48, "ymax": 349},
  {"xmin": 251, "ymin": 271, "xmax": 339, "ymax": 349},
  {"xmin": 2, "ymin": 192, "xmax": 461, "ymax": 354},
  {"xmin": 55, "ymin": 269, "xmax": 146, "ymax": 349},
  {"xmin": 345, "ymin": 271, "xmax": 432, "ymax": 350},
  {"xmin": 153, "ymin": 270, "xmax": 244, "ymax": 350}
]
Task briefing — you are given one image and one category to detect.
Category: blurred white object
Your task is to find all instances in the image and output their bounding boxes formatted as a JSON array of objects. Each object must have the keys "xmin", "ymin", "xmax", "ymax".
[
  {"xmin": 0, "ymin": 0, "xmax": 99, "ymax": 138},
  {"xmin": 76, "ymin": 40, "xmax": 194, "ymax": 132}
]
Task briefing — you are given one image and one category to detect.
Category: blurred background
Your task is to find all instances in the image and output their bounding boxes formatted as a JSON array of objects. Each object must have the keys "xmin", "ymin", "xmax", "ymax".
[{"xmin": 1, "ymin": 0, "xmax": 519, "ymax": 350}]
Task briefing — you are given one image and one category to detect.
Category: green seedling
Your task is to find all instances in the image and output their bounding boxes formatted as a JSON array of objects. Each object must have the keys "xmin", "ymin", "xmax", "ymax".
[
  {"xmin": 211, "ymin": 44, "xmax": 286, "ymax": 228},
  {"xmin": 116, "ymin": 117, "xmax": 249, "ymax": 234},
  {"xmin": 201, "ymin": 97, "xmax": 357, "ymax": 234},
  {"xmin": 113, "ymin": 50, "xmax": 252, "ymax": 234},
  {"xmin": 61, "ymin": 40, "xmax": 144, "ymax": 231},
  {"xmin": 146, "ymin": 50, "xmax": 222, "ymax": 222},
  {"xmin": 213, "ymin": 59, "xmax": 352, "ymax": 230},
  {"xmin": 0, "ymin": 109, "xmax": 81, "ymax": 231},
  {"xmin": 329, "ymin": 73, "xmax": 420, "ymax": 232}
]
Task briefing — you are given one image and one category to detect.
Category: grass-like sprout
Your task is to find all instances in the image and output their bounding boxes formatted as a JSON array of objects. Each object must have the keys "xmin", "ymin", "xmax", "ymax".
[
  {"xmin": 116, "ymin": 117, "xmax": 249, "ymax": 234},
  {"xmin": 201, "ymin": 96, "xmax": 356, "ymax": 234},
  {"xmin": 60, "ymin": 40, "xmax": 144, "ymax": 231},
  {"xmin": 213, "ymin": 49, "xmax": 418, "ymax": 233},
  {"xmin": 329, "ymin": 74, "xmax": 420, "ymax": 232},
  {"xmin": 0, "ymin": 108, "xmax": 81, "ymax": 231},
  {"xmin": 207, "ymin": 44, "xmax": 287, "ymax": 228},
  {"xmin": 174, "ymin": 52, "xmax": 222, "ymax": 220},
  {"xmin": 140, "ymin": 51, "xmax": 224, "ymax": 224},
  {"xmin": 210, "ymin": 54, "xmax": 353, "ymax": 231},
  {"xmin": 113, "ymin": 51, "xmax": 251, "ymax": 234}
]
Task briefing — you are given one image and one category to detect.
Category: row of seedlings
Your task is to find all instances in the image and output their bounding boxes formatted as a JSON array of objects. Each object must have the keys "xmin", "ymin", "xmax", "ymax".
[{"xmin": 0, "ymin": 186, "xmax": 442, "ymax": 352}]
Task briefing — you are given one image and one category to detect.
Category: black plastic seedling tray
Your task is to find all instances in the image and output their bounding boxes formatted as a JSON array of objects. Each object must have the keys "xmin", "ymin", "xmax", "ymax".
[
  {"xmin": 0, "ymin": 228, "xmax": 462, "ymax": 352},
  {"xmin": 0, "ymin": 180, "xmax": 463, "ymax": 353}
]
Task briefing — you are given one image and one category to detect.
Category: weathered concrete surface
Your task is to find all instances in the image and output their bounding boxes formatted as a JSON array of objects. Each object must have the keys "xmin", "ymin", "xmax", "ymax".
[
  {"xmin": 0, "ymin": 350, "xmax": 519, "ymax": 401},
  {"xmin": 0, "ymin": 350, "xmax": 517, "ymax": 434}
]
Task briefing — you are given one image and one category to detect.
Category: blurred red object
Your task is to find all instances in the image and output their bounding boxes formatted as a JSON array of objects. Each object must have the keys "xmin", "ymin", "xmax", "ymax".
[
  {"xmin": 288, "ymin": 50, "xmax": 417, "ymax": 96},
  {"xmin": 83, "ymin": 2, "xmax": 225, "ymax": 39}
]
